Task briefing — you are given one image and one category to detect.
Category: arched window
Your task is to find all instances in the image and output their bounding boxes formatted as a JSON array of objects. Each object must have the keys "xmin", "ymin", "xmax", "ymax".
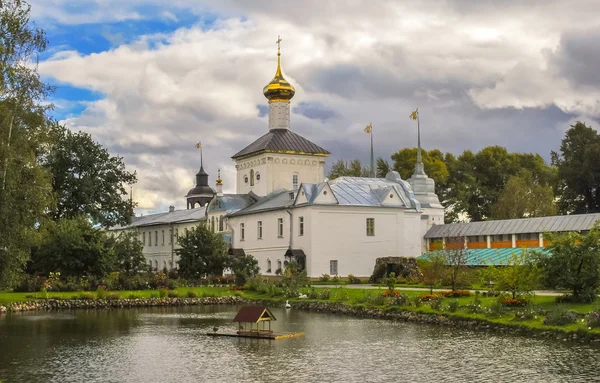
[
  {"xmin": 267, "ymin": 259, "xmax": 272, "ymax": 273},
  {"xmin": 148, "ymin": 260, "xmax": 152, "ymax": 268},
  {"xmin": 154, "ymin": 260, "xmax": 158, "ymax": 270},
  {"xmin": 163, "ymin": 260, "xmax": 167, "ymax": 270},
  {"xmin": 292, "ymin": 173, "xmax": 299, "ymax": 191},
  {"xmin": 219, "ymin": 215, "xmax": 224, "ymax": 231},
  {"xmin": 211, "ymin": 216, "xmax": 215, "ymax": 232},
  {"xmin": 250, "ymin": 169, "xmax": 255, "ymax": 186},
  {"xmin": 277, "ymin": 259, "xmax": 282, "ymax": 273}
]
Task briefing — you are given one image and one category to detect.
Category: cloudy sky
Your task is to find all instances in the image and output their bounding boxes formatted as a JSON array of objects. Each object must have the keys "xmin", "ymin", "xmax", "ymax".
[{"xmin": 33, "ymin": 0, "xmax": 600, "ymax": 214}]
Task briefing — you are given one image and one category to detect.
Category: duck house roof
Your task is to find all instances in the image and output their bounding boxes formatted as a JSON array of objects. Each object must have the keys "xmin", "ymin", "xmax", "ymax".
[{"xmin": 232, "ymin": 306, "xmax": 277, "ymax": 323}]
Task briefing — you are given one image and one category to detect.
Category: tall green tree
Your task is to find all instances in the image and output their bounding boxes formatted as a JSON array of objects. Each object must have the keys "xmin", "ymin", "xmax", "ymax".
[
  {"xmin": 176, "ymin": 223, "xmax": 229, "ymax": 280},
  {"xmin": 31, "ymin": 216, "xmax": 114, "ymax": 278},
  {"xmin": 0, "ymin": 0, "xmax": 53, "ymax": 287},
  {"xmin": 230, "ymin": 254, "xmax": 259, "ymax": 286},
  {"xmin": 491, "ymin": 170, "xmax": 557, "ymax": 219},
  {"xmin": 537, "ymin": 223, "xmax": 600, "ymax": 303},
  {"xmin": 482, "ymin": 249, "xmax": 541, "ymax": 298},
  {"xmin": 376, "ymin": 157, "xmax": 390, "ymax": 178},
  {"xmin": 390, "ymin": 148, "xmax": 449, "ymax": 185},
  {"xmin": 43, "ymin": 123, "xmax": 137, "ymax": 228},
  {"xmin": 552, "ymin": 121, "xmax": 600, "ymax": 214},
  {"xmin": 110, "ymin": 231, "xmax": 146, "ymax": 275},
  {"xmin": 443, "ymin": 146, "xmax": 554, "ymax": 222},
  {"xmin": 327, "ymin": 159, "xmax": 369, "ymax": 179}
]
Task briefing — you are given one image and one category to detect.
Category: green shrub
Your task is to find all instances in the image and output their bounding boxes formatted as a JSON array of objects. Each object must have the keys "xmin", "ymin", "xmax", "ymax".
[
  {"xmin": 38, "ymin": 288, "xmax": 48, "ymax": 299},
  {"xmin": 167, "ymin": 290, "xmax": 179, "ymax": 298},
  {"xmin": 466, "ymin": 292, "xmax": 482, "ymax": 313},
  {"xmin": 245, "ymin": 276, "xmax": 263, "ymax": 291},
  {"xmin": 158, "ymin": 288, "xmax": 168, "ymax": 298},
  {"xmin": 106, "ymin": 292, "xmax": 120, "ymax": 301},
  {"xmin": 485, "ymin": 301, "xmax": 506, "ymax": 318},
  {"xmin": 149, "ymin": 292, "xmax": 159, "ymax": 298},
  {"xmin": 392, "ymin": 293, "xmax": 410, "ymax": 306},
  {"xmin": 77, "ymin": 292, "xmax": 95, "ymax": 300},
  {"xmin": 347, "ymin": 274, "xmax": 361, "ymax": 284},
  {"xmin": 186, "ymin": 291, "xmax": 198, "ymax": 298},
  {"xmin": 126, "ymin": 293, "xmax": 143, "ymax": 299},
  {"xmin": 586, "ymin": 312, "xmax": 600, "ymax": 328},
  {"xmin": 331, "ymin": 275, "xmax": 340, "ymax": 284},
  {"xmin": 96, "ymin": 286, "xmax": 108, "ymax": 299},
  {"xmin": 513, "ymin": 306, "xmax": 538, "ymax": 321},
  {"xmin": 165, "ymin": 279, "xmax": 179, "ymax": 290},
  {"xmin": 447, "ymin": 299, "xmax": 459, "ymax": 313},
  {"xmin": 412, "ymin": 296, "xmax": 423, "ymax": 308},
  {"xmin": 319, "ymin": 274, "xmax": 330, "ymax": 282},
  {"xmin": 544, "ymin": 307, "xmax": 578, "ymax": 326},
  {"xmin": 430, "ymin": 296, "xmax": 443, "ymax": 311},
  {"xmin": 385, "ymin": 272, "xmax": 396, "ymax": 292}
]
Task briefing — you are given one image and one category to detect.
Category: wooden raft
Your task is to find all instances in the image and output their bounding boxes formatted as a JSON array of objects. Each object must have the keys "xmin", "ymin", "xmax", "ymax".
[{"xmin": 207, "ymin": 306, "xmax": 304, "ymax": 340}]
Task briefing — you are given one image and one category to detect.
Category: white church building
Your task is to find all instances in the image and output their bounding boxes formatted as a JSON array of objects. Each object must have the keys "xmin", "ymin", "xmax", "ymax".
[{"xmin": 204, "ymin": 42, "xmax": 444, "ymax": 277}]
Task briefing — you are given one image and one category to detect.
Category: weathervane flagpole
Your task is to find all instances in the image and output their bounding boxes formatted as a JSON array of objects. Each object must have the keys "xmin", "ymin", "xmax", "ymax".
[{"xmin": 364, "ymin": 123, "xmax": 374, "ymax": 177}]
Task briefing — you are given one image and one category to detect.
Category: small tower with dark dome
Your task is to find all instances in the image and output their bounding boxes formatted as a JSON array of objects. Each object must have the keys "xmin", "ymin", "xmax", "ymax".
[{"xmin": 186, "ymin": 143, "xmax": 215, "ymax": 209}]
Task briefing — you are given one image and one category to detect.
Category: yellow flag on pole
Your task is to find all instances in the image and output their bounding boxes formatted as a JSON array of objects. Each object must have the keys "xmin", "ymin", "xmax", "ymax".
[
  {"xmin": 409, "ymin": 108, "xmax": 419, "ymax": 120},
  {"xmin": 195, "ymin": 142, "xmax": 201, "ymax": 149},
  {"xmin": 364, "ymin": 123, "xmax": 372, "ymax": 134}
]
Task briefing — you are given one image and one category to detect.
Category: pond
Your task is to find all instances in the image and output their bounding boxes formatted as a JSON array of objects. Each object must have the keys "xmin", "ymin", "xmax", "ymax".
[{"xmin": 0, "ymin": 305, "xmax": 598, "ymax": 382}]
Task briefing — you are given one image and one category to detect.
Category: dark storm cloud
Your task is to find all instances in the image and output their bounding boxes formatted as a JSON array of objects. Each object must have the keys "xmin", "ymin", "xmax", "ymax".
[
  {"xmin": 550, "ymin": 27, "xmax": 600, "ymax": 88},
  {"xmin": 293, "ymin": 101, "xmax": 337, "ymax": 122}
]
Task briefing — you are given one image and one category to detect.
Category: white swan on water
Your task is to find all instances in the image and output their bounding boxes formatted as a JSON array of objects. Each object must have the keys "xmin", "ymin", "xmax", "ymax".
[{"xmin": 285, "ymin": 300, "xmax": 291, "ymax": 309}]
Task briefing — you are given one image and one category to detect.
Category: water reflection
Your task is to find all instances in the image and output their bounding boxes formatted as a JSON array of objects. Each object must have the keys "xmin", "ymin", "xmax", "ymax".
[{"xmin": 0, "ymin": 306, "xmax": 598, "ymax": 383}]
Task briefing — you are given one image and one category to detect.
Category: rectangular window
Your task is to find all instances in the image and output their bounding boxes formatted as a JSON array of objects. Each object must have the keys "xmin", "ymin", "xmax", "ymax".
[
  {"xmin": 169, "ymin": 229, "xmax": 172, "ymax": 245},
  {"xmin": 162, "ymin": 230, "xmax": 165, "ymax": 245},
  {"xmin": 143, "ymin": 232, "xmax": 146, "ymax": 245},
  {"xmin": 330, "ymin": 260, "xmax": 338, "ymax": 276},
  {"xmin": 240, "ymin": 223, "xmax": 245, "ymax": 241},
  {"xmin": 299, "ymin": 216, "xmax": 304, "ymax": 236},
  {"xmin": 278, "ymin": 218, "xmax": 284, "ymax": 237},
  {"xmin": 366, "ymin": 218, "xmax": 375, "ymax": 236},
  {"xmin": 257, "ymin": 221, "xmax": 263, "ymax": 239},
  {"xmin": 155, "ymin": 231, "xmax": 158, "ymax": 246},
  {"xmin": 175, "ymin": 228, "xmax": 179, "ymax": 244},
  {"xmin": 292, "ymin": 174, "xmax": 299, "ymax": 191}
]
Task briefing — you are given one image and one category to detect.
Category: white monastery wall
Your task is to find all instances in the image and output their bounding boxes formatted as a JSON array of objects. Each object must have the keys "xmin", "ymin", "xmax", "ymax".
[{"xmin": 235, "ymin": 153, "xmax": 325, "ymax": 196}]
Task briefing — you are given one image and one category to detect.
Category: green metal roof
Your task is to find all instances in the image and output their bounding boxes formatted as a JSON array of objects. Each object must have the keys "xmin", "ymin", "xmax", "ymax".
[{"xmin": 418, "ymin": 247, "xmax": 552, "ymax": 266}]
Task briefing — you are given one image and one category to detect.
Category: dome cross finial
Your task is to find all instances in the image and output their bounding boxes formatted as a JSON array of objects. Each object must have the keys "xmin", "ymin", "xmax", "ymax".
[{"xmin": 276, "ymin": 35, "xmax": 282, "ymax": 55}]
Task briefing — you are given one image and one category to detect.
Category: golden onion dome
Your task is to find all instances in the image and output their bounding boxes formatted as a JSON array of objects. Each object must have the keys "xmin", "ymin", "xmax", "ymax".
[{"xmin": 263, "ymin": 36, "xmax": 295, "ymax": 102}]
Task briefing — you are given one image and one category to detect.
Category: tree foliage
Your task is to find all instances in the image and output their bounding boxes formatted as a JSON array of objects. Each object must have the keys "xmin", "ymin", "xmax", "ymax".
[
  {"xmin": 327, "ymin": 159, "xmax": 370, "ymax": 180},
  {"xmin": 552, "ymin": 121, "xmax": 600, "ymax": 214},
  {"xmin": 417, "ymin": 252, "xmax": 446, "ymax": 294},
  {"xmin": 31, "ymin": 216, "xmax": 114, "ymax": 278},
  {"xmin": 43, "ymin": 122, "xmax": 137, "ymax": 228},
  {"xmin": 490, "ymin": 170, "xmax": 556, "ymax": 219},
  {"xmin": 376, "ymin": 157, "xmax": 390, "ymax": 178},
  {"xmin": 536, "ymin": 223, "xmax": 600, "ymax": 303},
  {"xmin": 0, "ymin": 0, "xmax": 53, "ymax": 287},
  {"xmin": 391, "ymin": 148, "xmax": 449, "ymax": 186},
  {"xmin": 482, "ymin": 249, "xmax": 541, "ymax": 298},
  {"xmin": 176, "ymin": 223, "xmax": 228, "ymax": 280},
  {"xmin": 230, "ymin": 254, "xmax": 259, "ymax": 286},
  {"xmin": 109, "ymin": 231, "xmax": 147, "ymax": 275},
  {"xmin": 444, "ymin": 236, "xmax": 468, "ymax": 291}
]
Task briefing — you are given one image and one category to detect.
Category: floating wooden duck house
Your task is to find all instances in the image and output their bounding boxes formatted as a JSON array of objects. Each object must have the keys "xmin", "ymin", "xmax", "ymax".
[{"xmin": 206, "ymin": 306, "xmax": 304, "ymax": 340}]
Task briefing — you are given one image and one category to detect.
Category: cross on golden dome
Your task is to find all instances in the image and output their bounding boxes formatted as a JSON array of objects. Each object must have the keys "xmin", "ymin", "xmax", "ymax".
[{"xmin": 263, "ymin": 35, "xmax": 295, "ymax": 102}]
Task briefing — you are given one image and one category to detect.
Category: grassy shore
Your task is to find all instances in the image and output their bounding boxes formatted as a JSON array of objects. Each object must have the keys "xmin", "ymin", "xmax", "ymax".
[
  {"xmin": 0, "ymin": 287, "xmax": 233, "ymax": 305},
  {"xmin": 2, "ymin": 286, "xmax": 599, "ymax": 337},
  {"xmin": 241, "ymin": 287, "xmax": 600, "ymax": 336}
]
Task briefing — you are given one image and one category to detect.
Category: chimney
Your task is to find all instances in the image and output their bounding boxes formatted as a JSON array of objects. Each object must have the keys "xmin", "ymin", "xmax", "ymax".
[
  {"xmin": 216, "ymin": 168, "xmax": 223, "ymax": 197},
  {"xmin": 169, "ymin": 206, "xmax": 175, "ymax": 213}
]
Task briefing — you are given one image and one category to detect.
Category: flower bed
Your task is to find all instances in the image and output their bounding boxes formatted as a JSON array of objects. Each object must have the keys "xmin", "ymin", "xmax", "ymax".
[
  {"xmin": 439, "ymin": 290, "xmax": 471, "ymax": 298},
  {"xmin": 420, "ymin": 294, "xmax": 439, "ymax": 301},
  {"xmin": 499, "ymin": 297, "xmax": 528, "ymax": 307}
]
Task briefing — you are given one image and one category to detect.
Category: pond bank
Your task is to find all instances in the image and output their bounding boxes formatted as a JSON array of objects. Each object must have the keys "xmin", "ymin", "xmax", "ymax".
[
  {"xmin": 1, "ymin": 294, "xmax": 599, "ymax": 345},
  {"xmin": 0, "ymin": 296, "xmax": 245, "ymax": 313}
]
